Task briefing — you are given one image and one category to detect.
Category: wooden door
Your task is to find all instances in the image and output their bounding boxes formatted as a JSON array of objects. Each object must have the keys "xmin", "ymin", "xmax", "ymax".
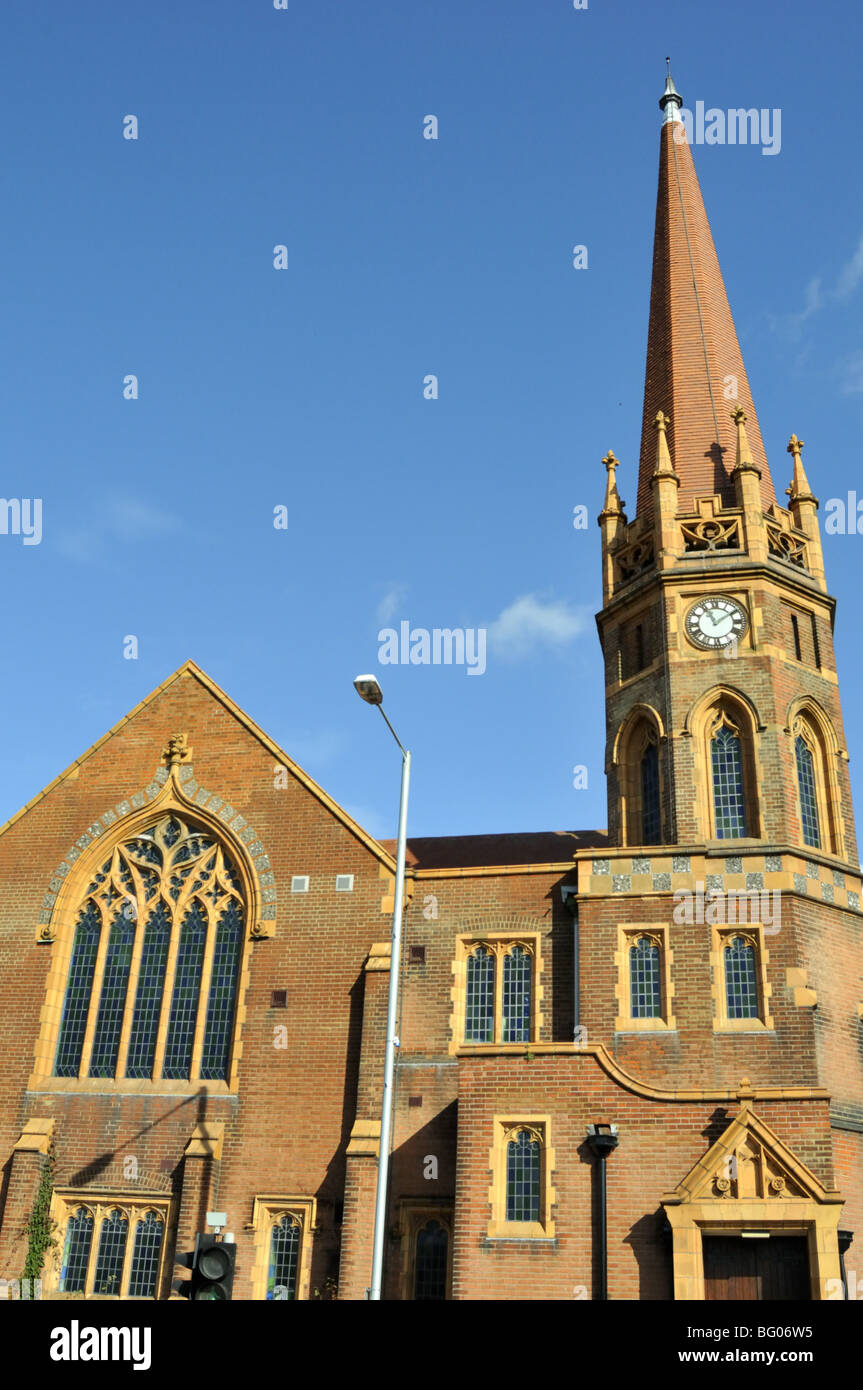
[{"xmin": 703, "ymin": 1236, "xmax": 810, "ymax": 1300}]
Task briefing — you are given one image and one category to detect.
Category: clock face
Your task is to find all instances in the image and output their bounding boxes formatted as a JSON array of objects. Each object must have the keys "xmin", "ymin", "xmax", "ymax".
[{"xmin": 685, "ymin": 596, "xmax": 748, "ymax": 650}]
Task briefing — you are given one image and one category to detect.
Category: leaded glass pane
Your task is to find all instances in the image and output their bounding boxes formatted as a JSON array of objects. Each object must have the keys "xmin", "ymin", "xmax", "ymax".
[
  {"xmin": 54, "ymin": 903, "xmax": 101, "ymax": 1077},
  {"xmin": 126, "ymin": 904, "xmax": 171, "ymax": 1079},
  {"xmin": 630, "ymin": 937, "xmax": 661, "ymax": 1018},
  {"xmin": 724, "ymin": 936, "xmax": 759, "ymax": 1019},
  {"xmin": 89, "ymin": 912, "xmax": 135, "ymax": 1077},
  {"xmin": 506, "ymin": 1130, "xmax": 541, "ymax": 1222},
  {"xmin": 127, "ymin": 1212, "xmax": 164, "ymax": 1297},
  {"xmin": 465, "ymin": 946, "xmax": 494, "ymax": 1043},
  {"xmin": 415, "ymin": 1220, "xmax": 448, "ymax": 1300},
  {"xmin": 200, "ymin": 899, "xmax": 244, "ymax": 1080},
  {"xmin": 711, "ymin": 724, "xmax": 747, "ymax": 838},
  {"xmin": 93, "ymin": 1210, "xmax": 128, "ymax": 1296},
  {"xmin": 59, "ymin": 1209, "xmax": 94, "ymax": 1293},
  {"xmin": 267, "ymin": 1215, "xmax": 300, "ymax": 1300},
  {"xmin": 502, "ymin": 946, "xmax": 531, "ymax": 1043},
  {"xmin": 641, "ymin": 742, "xmax": 661, "ymax": 844},
  {"xmin": 162, "ymin": 901, "xmax": 207, "ymax": 1079},
  {"xmin": 796, "ymin": 735, "xmax": 821, "ymax": 848}
]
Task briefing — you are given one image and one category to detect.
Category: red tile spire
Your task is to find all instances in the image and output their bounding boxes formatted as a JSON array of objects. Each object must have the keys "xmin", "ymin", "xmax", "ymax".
[{"xmin": 635, "ymin": 69, "xmax": 776, "ymax": 519}]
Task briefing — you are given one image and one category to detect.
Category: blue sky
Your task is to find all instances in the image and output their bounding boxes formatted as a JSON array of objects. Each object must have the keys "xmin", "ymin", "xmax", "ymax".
[{"xmin": 2, "ymin": 0, "xmax": 862, "ymax": 842}]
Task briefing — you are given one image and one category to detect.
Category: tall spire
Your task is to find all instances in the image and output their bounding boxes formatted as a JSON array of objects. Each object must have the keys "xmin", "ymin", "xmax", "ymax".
[{"xmin": 635, "ymin": 67, "xmax": 777, "ymax": 519}]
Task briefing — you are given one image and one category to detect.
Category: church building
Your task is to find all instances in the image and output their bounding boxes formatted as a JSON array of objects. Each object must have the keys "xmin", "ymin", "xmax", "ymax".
[{"xmin": 0, "ymin": 72, "xmax": 860, "ymax": 1301}]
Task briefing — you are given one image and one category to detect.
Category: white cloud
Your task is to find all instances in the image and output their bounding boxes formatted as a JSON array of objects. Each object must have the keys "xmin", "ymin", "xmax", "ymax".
[
  {"xmin": 486, "ymin": 594, "xmax": 587, "ymax": 660},
  {"xmin": 55, "ymin": 496, "xmax": 183, "ymax": 562},
  {"xmin": 840, "ymin": 352, "xmax": 863, "ymax": 396},
  {"xmin": 376, "ymin": 583, "xmax": 407, "ymax": 624},
  {"xmin": 836, "ymin": 234, "xmax": 863, "ymax": 299},
  {"xmin": 772, "ymin": 276, "xmax": 822, "ymax": 341}
]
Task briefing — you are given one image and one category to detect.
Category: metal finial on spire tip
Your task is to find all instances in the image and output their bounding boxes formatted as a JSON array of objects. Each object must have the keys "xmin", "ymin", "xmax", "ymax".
[{"xmin": 659, "ymin": 60, "xmax": 682, "ymax": 122}]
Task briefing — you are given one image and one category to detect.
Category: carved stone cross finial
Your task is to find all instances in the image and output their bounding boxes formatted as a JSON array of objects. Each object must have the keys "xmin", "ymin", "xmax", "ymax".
[
  {"xmin": 787, "ymin": 433, "xmax": 805, "ymax": 458},
  {"xmin": 653, "ymin": 409, "xmax": 670, "ymax": 432},
  {"xmin": 602, "ymin": 449, "xmax": 618, "ymax": 473},
  {"xmin": 162, "ymin": 732, "xmax": 193, "ymax": 768}
]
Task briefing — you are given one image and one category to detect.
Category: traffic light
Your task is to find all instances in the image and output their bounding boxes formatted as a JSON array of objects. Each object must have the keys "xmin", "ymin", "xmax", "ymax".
[{"xmin": 190, "ymin": 1236, "xmax": 236, "ymax": 1301}]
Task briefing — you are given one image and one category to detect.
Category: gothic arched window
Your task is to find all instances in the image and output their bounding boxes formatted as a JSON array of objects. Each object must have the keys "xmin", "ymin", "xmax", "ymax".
[
  {"xmin": 711, "ymin": 720, "xmax": 748, "ymax": 838},
  {"xmin": 465, "ymin": 945, "xmax": 495, "ymax": 1043},
  {"xmin": 724, "ymin": 936, "xmax": 759, "ymax": 1019},
  {"xmin": 506, "ymin": 1129, "xmax": 541, "ymax": 1223},
  {"xmin": 58, "ymin": 1208, "xmax": 94, "ymax": 1294},
  {"xmin": 795, "ymin": 733, "xmax": 821, "ymax": 849},
  {"xmin": 629, "ymin": 935, "xmax": 661, "ymax": 1018},
  {"xmin": 55, "ymin": 1201, "xmax": 166, "ymax": 1298},
  {"xmin": 640, "ymin": 741, "xmax": 661, "ymax": 844},
  {"xmin": 501, "ymin": 945, "xmax": 531, "ymax": 1043},
  {"xmin": 53, "ymin": 813, "xmax": 245, "ymax": 1084},
  {"xmin": 267, "ymin": 1214, "xmax": 302, "ymax": 1300},
  {"xmin": 414, "ymin": 1220, "xmax": 449, "ymax": 1300}
]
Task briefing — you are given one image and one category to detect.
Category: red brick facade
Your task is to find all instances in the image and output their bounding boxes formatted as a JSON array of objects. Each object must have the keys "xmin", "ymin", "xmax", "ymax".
[{"xmin": 0, "ymin": 85, "xmax": 860, "ymax": 1304}]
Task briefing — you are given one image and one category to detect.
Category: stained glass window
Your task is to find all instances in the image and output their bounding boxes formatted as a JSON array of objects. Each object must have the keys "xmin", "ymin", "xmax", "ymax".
[
  {"xmin": 59, "ymin": 1208, "xmax": 94, "ymax": 1293},
  {"xmin": 465, "ymin": 946, "xmax": 494, "ymax": 1043},
  {"xmin": 415, "ymin": 1220, "xmax": 448, "ymax": 1300},
  {"xmin": 502, "ymin": 946, "xmax": 531, "ymax": 1043},
  {"xmin": 53, "ymin": 813, "xmax": 246, "ymax": 1084},
  {"xmin": 93, "ymin": 1209, "xmax": 128, "ymax": 1296},
  {"xmin": 641, "ymin": 741, "xmax": 661, "ymax": 844},
  {"xmin": 127, "ymin": 1212, "xmax": 164, "ymax": 1297},
  {"xmin": 630, "ymin": 936, "xmax": 661, "ymax": 1018},
  {"xmin": 724, "ymin": 936, "xmax": 759, "ymax": 1019},
  {"xmin": 267, "ymin": 1215, "xmax": 301, "ymax": 1300},
  {"xmin": 506, "ymin": 1130, "xmax": 541, "ymax": 1222},
  {"xmin": 711, "ymin": 723, "xmax": 747, "ymax": 838},
  {"xmin": 54, "ymin": 905, "xmax": 101, "ymax": 1077},
  {"xmin": 796, "ymin": 735, "xmax": 821, "ymax": 849}
]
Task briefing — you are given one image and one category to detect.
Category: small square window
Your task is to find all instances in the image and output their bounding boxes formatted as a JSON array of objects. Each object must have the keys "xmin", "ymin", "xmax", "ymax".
[
  {"xmin": 335, "ymin": 875, "xmax": 354, "ymax": 893},
  {"xmin": 409, "ymin": 945, "xmax": 426, "ymax": 965},
  {"xmin": 291, "ymin": 876, "xmax": 309, "ymax": 894},
  {"xmin": 270, "ymin": 990, "xmax": 287, "ymax": 1009}
]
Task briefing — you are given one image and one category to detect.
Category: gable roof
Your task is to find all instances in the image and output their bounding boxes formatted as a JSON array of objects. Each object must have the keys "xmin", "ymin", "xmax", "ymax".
[
  {"xmin": 378, "ymin": 830, "xmax": 607, "ymax": 871},
  {"xmin": 0, "ymin": 659, "xmax": 397, "ymax": 869},
  {"xmin": 663, "ymin": 1103, "xmax": 843, "ymax": 1207}
]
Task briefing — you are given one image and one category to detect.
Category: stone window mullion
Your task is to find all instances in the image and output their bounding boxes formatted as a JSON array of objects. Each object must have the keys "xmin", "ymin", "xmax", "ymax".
[
  {"xmin": 152, "ymin": 913, "xmax": 184, "ymax": 1081},
  {"xmin": 83, "ymin": 1203, "xmax": 104, "ymax": 1297},
  {"xmin": 118, "ymin": 1206, "xmax": 136, "ymax": 1295},
  {"xmin": 114, "ymin": 906, "xmax": 147, "ymax": 1081},
  {"xmin": 190, "ymin": 903, "xmax": 219, "ymax": 1080}
]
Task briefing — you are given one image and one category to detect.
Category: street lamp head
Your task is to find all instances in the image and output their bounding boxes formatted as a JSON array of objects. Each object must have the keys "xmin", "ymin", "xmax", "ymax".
[{"xmin": 354, "ymin": 674, "xmax": 383, "ymax": 706}]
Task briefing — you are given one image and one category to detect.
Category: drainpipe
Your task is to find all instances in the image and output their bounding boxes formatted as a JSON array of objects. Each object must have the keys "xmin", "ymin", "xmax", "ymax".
[
  {"xmin": 561, "ymin": 886, "xmax": 579, "ymax": 1037},
  {"xmin": 838, "ymin": 1230, "xmax": 853, "ymax": 1300},
  {"xmin": 586, "ymin": 1124, "xmax": 619, "ymax": 1300}
]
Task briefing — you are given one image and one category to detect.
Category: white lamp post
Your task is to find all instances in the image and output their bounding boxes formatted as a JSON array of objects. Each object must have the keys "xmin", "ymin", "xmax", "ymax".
[{"xmin": 353, "ymin": 675, "xmax": 411, "ymax": 1301}]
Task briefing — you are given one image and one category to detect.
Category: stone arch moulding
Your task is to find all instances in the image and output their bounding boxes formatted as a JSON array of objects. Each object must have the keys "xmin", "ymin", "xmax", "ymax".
[
  {"xmin": 610, "ymin": 702, "xmax": 667, "ymax": 767},
  {"xmin": 35, "ymin": 732, "xmax": 277, "ymax": 944},
  {"xmin": 684, "ymin": 685, "xmax": 765, "ymax": 842},
  {"xmin": 662, "ymin": 1104, "xmax": 844, "ymax": 1301},
  {"xmin": 782, "ymin": 696, "xmax": 845, "ymax": 858},
  {"xmin": 682, "ymin": 683, "xmax": 766, "ymax": 739},
  {"xmin": 782, "ymin": 695, "xmax": 844, "ymax": 756}
]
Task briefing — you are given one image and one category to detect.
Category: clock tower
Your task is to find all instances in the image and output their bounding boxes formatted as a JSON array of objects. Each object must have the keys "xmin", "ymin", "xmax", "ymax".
[{"xmin": 597, "ymin": 70, "xmax": 857, "ymax": 863}]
